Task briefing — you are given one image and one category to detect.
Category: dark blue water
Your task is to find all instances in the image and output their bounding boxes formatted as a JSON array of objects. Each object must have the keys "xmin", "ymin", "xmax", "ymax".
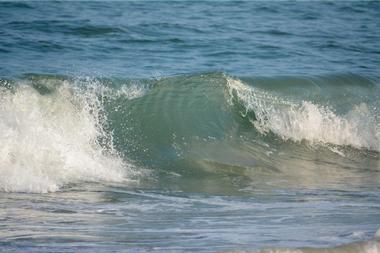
[
  {"xmin": 1, "ymin": 1, "xmax": 380, "ymax": 253},
  {"xmin": 1, "ymin": 1, "xmax": 380, "ymax": 78}
]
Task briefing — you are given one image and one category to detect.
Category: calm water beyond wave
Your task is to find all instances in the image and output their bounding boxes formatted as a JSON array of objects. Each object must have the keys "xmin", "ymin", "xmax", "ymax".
[{"xmin": 1, "ymin": 1, "xmax": 380, "ymax": 252}]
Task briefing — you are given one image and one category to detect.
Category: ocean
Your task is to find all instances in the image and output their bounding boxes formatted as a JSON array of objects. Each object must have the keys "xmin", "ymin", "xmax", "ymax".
[{"xmin": 1, "ymin": 1, "xmax": 380, "ymax": 252}]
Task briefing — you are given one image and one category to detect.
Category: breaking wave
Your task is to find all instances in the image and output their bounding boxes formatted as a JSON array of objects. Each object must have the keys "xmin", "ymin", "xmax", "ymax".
[
  {"xmin": 227, "ymin": 76, "xmax": 380, "ymax": 151},
  {"xmin": 0, "ymin": 77, "xmax": 136, "ymax": 193},
  {"xmin": 0, "ymin": 72, "xmax": 379, "ymax": 193}
]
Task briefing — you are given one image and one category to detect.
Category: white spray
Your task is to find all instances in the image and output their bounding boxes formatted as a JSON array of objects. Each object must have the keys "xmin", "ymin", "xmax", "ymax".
[
  {"xmin": 227, "ymin": 77, "xmax": 380, "ymax": 151},
  {"xmin": 0, "ymin": 80, "xmax": 134, "ymax": 193}
]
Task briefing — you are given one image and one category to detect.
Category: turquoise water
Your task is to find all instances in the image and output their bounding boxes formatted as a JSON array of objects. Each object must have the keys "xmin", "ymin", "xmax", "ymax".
[{"xmin": 1, "ymin": 1, "xmax": 380, "ymax": 252}]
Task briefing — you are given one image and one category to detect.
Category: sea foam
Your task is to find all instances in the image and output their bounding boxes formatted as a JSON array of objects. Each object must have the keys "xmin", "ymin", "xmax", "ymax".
[
  {"xmin": 0, "ymin": 80, "xmax": 133, "ymax": 193},
  {"xmin": 227, "ymin": 77, "xmax": 380, "ymax": 152}
]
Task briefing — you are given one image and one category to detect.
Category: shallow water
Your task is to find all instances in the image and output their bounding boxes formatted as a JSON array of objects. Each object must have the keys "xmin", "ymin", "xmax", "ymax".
[{"xmin": 1, "ymin": 1, "xmax": 380, "ymax": 252}]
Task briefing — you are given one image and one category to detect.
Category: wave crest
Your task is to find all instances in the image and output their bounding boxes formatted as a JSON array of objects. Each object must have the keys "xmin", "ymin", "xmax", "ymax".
[
  {"xmin": 227, "ymin": 76, "xmax": 380, "ymax": 151},
  {"xmin": 0, "ymin": 79, "xmax": 135, "ymax": 193}
]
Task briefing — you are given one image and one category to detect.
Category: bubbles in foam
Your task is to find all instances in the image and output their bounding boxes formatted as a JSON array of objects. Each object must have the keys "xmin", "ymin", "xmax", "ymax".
[
  {"xmin": 0, "ymin": 79, "xmax": 135, "ymax": 193},
  {"xmin": 115, "ymin": 82, "xmax": 149, "ymax": 100},
  {"xmin": 227, "ymin": 77, "xmax": 380, "ymax": 152}
]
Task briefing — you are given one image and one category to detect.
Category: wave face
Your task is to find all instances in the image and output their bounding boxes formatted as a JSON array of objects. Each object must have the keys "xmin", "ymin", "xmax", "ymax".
[
  {"xmin": 105, "ymin": 72, "xmax": 379, "ymax": 192},
  {"xmin": 0, "ymin": 73, "xmax": 379, "ymax": 193}
]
